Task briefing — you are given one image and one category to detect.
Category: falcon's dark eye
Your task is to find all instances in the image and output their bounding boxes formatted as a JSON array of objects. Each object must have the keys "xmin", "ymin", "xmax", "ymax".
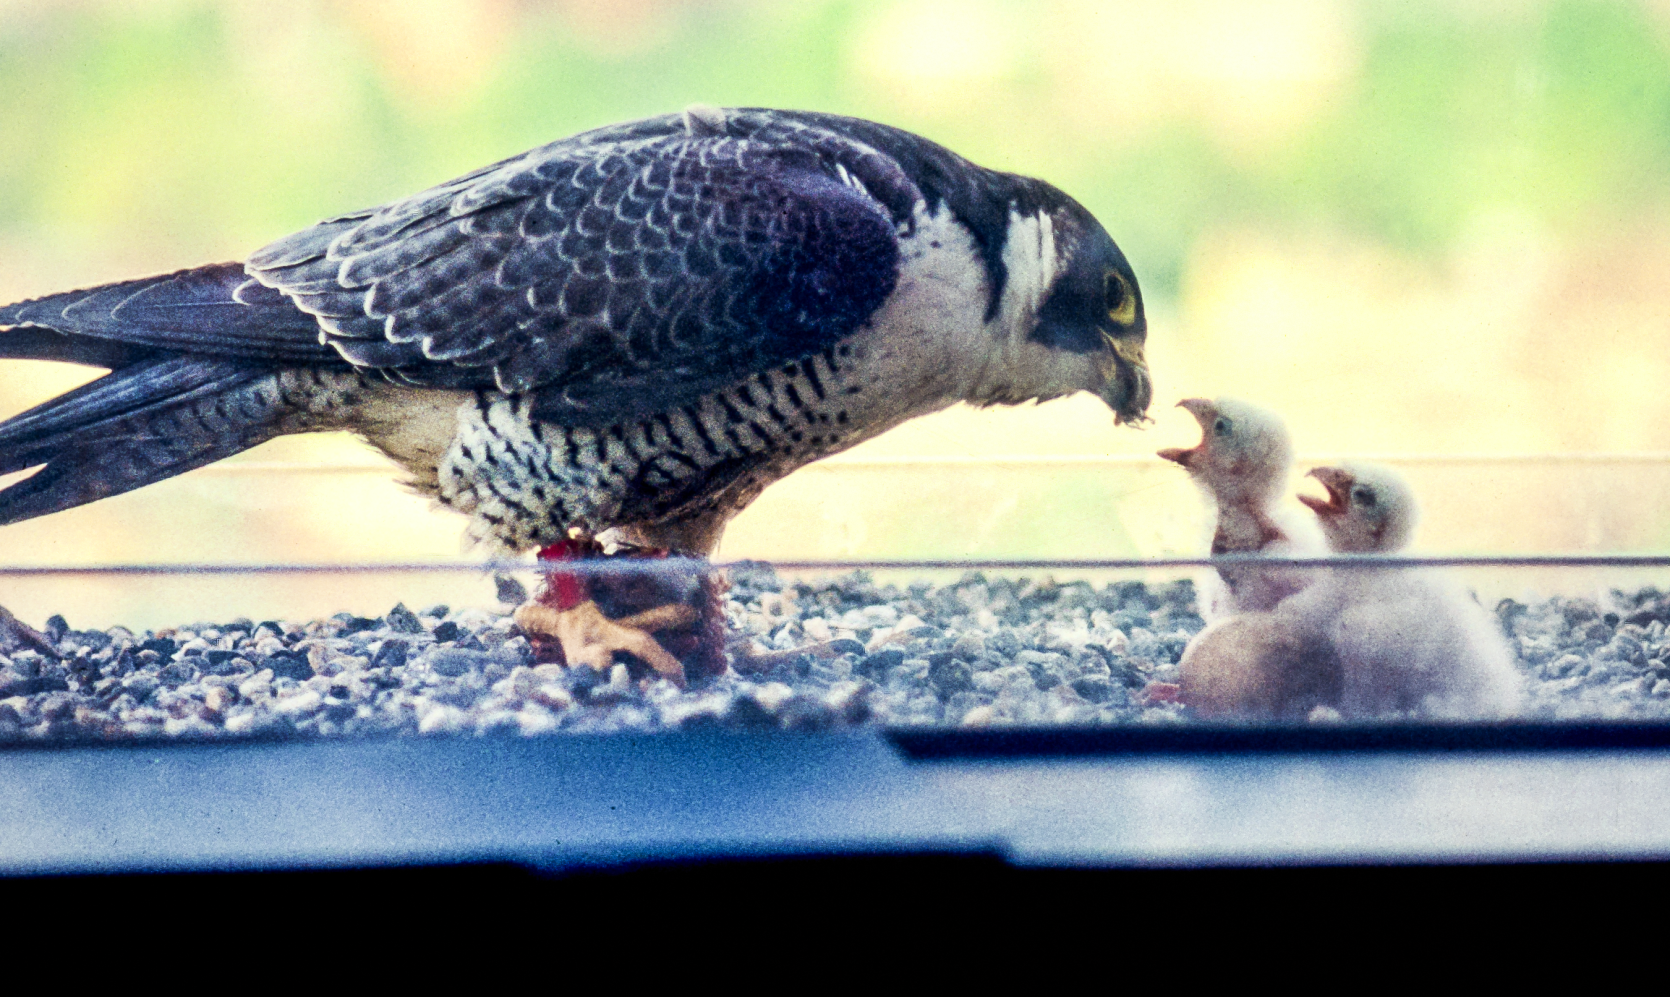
[
  {"xmin": 1352, "ymin": 487, "xmax": 1376, "ymax": 509},
  {"xmin": 1212, "ymin": 417, "xmax": 1231, "ymax": 437},
  {"xmin": 1105, "ymin": 271, "xmax": 1137, "ymax": 327}
]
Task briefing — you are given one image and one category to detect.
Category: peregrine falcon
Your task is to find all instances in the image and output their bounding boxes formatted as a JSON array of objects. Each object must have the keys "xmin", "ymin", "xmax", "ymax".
[{"xmin": 0, "ymin": 107, "xmax": 1152, "ymax": 681}]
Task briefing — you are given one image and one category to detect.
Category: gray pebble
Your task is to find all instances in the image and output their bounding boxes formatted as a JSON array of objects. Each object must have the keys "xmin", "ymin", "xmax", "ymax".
[
  {"xmin": 20, "ymin": 574, "xmax": 1670, "ymax": 741},
  {"xmin": 928, "ymin": 657, "xmax": 974, "ymax": 696},
  {"xmin": 857, "ymin": 649, "xmax": 904, "ymax": 680},
  {"xmin": 265, "ymin": 650, "xmax": 313, "ymax": 681},
  {"xmin": 1072, "ymin": 675, "xmax": 1117, "ymax": 703},
  {"xmin": 386, "ymin": 604, "xmax": 425, "ymax": 635},
  {"xmin": 372, "ymin": 639, "xmax": 409, "ymax": 670},
  {"xmin": 494, "ymin": 575, "xmax": 529, "ymax": 605}
]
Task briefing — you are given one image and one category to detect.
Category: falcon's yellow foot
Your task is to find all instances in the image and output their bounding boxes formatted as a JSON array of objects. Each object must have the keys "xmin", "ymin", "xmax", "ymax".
[{"xmin": 514, "ymin": 599, "xmax": 695, "ymax": 688}]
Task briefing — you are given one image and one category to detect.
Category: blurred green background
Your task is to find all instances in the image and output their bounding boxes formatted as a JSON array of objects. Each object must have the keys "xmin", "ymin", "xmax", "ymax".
[{"xmin": 4, "ymin": 0, "xmax": 1670, "ymax": 580}]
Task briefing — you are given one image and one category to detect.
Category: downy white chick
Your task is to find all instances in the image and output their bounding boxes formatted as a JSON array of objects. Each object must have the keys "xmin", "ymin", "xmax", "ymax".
[
  {"xmin": 1158, "ymin": 398, "xmax": 1324, "ymax": 619},
  {"xmin": 1180, "ymin": 463, "xmax": 1521, "ymax": 720},
  {"xmin": 1175, "ymin": 610, "xmax": 1338, "ymax": 719},
  {"xmin": 1288, "ymin": 463, "xmax": 1522, "ymax": 719}
]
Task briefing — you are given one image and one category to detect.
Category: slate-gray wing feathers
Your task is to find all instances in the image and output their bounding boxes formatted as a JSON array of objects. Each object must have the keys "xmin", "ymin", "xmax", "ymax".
[{"xmin": 248, "ymin": 128, "xmax": 908, "ymax": 424}]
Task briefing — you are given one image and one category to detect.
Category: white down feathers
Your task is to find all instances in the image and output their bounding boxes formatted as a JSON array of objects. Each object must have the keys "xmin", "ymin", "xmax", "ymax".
[{"xmin": 1163, "ymin": 404, "xmax": 1522, "ymax": 720}]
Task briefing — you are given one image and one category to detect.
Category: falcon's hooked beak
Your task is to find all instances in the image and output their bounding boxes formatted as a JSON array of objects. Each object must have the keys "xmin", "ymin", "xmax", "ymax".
[
  {"xmin": 1156, "ymin": 398, "xmax": 1217, "ymax": 469},
  {"xmin": 1099, "ymin": 333, "xmax": 1152, "ymax": 427},
  {"xmin": 1298, "ymin": 466, "xmax": 1354, "ymax": 520}
]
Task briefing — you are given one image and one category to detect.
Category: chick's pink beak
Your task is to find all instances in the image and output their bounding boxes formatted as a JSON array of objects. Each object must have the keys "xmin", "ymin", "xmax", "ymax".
[
  {"xmin": 1157, "ymin": 398, "xmax": 1216, "ymax": 469},
  {"xmin": 1298, "ymin": 467, "xmax": 1353, "ymax": 518}
]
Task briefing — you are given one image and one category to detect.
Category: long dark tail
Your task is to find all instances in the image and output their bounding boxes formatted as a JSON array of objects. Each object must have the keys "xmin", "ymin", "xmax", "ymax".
[
  {"xmin": 0, "ymin": 262, "xmax": 348, "ymax": 526},
  {"xmin": 0, "ymin": 357, "xmax": 287, "ymax": 526}
]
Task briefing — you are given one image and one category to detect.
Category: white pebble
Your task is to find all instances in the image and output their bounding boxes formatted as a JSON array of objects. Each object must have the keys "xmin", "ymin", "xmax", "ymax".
[
  {"xmin": 752, "ymin": 682, "xmax": 795, "ymax": 711},
  {"xmin": 516, "ymin": 705, "xmax": 559, "ymax": 735},
  {"xmin": 865, "ymin": 627, "xmax": 899, "ymax": 652},
  {"xmin": 824, "ymin": 680, "xmax": 865, "ymax": 712},
  {"xmin": 657, "ymin": 692, "xmax": 723, "ymax": 724},
  {"xmin": 418, "ymin": 705, "xmax": 466, "ymax": 733},
  {"xmin": 453, "ymin": 609, "xmax": 495, "ymax": 630},
  {"xmin": 275, "ymin": 690, "xmax": 321, "ymax": 715},
  {"xmin": 163, "ymin": 716, "xmax": 215, "ymax": 737},
  {"xmin": 862, "ymin": 604, "xmax": 900, "ymax": 627},
  {"xmin": 1308, "ymin": 705, "xmax": 1344, "ymax": 723},
  {"xmin": 532, "ymin": 682, "xmax": 574, "ymax": 711}
]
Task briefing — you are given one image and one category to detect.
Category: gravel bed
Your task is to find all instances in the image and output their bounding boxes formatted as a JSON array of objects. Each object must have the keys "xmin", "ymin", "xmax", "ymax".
[{"xmin": 3, "ymin": 565, "xmax": 1670, "ymax": 742}]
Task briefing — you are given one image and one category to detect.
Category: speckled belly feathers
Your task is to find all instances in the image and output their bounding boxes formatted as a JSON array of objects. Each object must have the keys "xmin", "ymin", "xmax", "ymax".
[{"xmin": 409, "ymin": 342, "xmax": 900, "ymax": 552}]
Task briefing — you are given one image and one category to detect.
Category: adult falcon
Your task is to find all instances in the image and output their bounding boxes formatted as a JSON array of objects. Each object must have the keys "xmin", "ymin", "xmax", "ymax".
[{"xmin": 0, "ymin": 106, "xmax": 1152, "ymax": 683}]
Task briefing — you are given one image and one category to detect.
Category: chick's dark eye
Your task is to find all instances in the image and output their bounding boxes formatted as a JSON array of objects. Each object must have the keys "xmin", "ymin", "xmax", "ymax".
[
  {"xmin": 1212, "ymin": 418, "xmax": 1231, "ymax": 437},
  {"xmin": 1352, "ymin": 487, "xmax": 1376, "ymax": 508},
  {"xmin": 1104, "ymin": 271, "xmax": 1137, "ymax": 326}
]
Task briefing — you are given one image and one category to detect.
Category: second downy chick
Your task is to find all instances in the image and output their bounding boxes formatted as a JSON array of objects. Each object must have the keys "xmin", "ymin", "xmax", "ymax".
[
  {"xmin": 1158, "ymin": 397, "xmax": 1324, "ymax": 619},
  {"xmin": 1286, "ymin": 463, "xmax": 1522, "ymax": 719},
  {"xmin": 1179, "ymin": 463, "xmax": 1523, "ymax": 720}
]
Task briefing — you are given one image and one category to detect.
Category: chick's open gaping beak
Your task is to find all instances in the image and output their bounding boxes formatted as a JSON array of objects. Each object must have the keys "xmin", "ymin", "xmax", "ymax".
[
  {"xmin": 1156, "ymin": 398, "xmax": 1217, "ymax": 468},
  {"xmin": 1298, "ymin": 466, "xmax": 1353, "ymax": 519}
]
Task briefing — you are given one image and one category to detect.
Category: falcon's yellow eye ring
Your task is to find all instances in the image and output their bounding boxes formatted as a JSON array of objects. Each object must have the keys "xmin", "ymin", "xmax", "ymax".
[{"xmin": 1105, "ymin": 271, "xmax": 1137, "ymax": 327}]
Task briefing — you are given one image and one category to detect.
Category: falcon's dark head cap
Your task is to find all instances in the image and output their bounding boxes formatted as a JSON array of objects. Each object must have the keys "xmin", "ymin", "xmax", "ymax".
[{"xmin": 1025, "ymin": 199, "xmax": 1150, "ymax": 425}]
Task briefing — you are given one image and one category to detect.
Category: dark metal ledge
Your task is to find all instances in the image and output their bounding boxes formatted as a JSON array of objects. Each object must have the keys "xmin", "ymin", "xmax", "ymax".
[
  {"xmin": 3, "ymin": 726, "xmax": 1670, "ymax": 877},
  {"xmin": 887, "ymin": 721, "xmax": 1670, "ymax": 759}
]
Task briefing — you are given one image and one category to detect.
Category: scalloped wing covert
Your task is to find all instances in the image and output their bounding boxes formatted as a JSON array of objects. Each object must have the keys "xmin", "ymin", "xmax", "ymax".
[{"xmin": 247, "ymin": 126, "xmax": 909, "ymax": 425}]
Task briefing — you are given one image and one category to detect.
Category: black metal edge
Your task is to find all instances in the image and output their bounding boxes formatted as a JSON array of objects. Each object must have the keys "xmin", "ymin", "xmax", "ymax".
[
  {"xmin": 11, "ymin": 720, "xmax": 1670, "ymax": 759},
  {"xmin": 8, "ymin": 852, "xmax": 1670, "ymax": 899},
  {"xmin": 883, "ymin": 721, "xmax": 1670, "ymax": 759}
]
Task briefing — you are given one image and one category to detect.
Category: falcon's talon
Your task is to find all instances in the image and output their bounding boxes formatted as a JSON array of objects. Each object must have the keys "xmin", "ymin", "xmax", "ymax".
[
  {"xmin": 613, "ymin": 603, "xmax": 699, "ymax": 632},
  {"xmin": 514, "ymin": 599, "xmax": 688, "ymax": 688}
]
